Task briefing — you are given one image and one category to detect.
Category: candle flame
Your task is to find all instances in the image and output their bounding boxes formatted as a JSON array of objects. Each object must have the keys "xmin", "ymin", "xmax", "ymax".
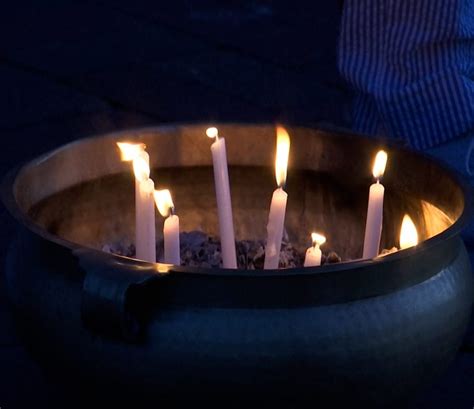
[
  {"xmin": 154, "ymin": 189, "xmax": 174, "ymax": 217},
  {"xmin": 399, "ymin": 215, "xmax": 418, "ymax": 249},
  {"xmin": 275, "ymin": 126, "xmax": 290, "ymax": 187},
  {"xmin": 206, "ymin": 127, "xmax": 219, "ymax": 139},
  {"xmin": 372, "ymin": 150, "xmax": 388, "ymax": 179},
  {"xmin": 133, "ymin": 151, "xmax": 150, "ymax": 182},
  {"xmin": 116, "ymin": 142, "xmax": 146, "ymax": 161},
  {"xmin": 311, "ymin": 232, "xmax": 326, "ymax": 247}
]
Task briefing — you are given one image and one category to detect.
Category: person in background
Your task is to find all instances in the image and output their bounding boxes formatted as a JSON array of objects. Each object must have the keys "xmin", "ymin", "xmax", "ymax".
[{"xmin": 337, "ymin": 0, "xmax": 474, "ymax": 176}]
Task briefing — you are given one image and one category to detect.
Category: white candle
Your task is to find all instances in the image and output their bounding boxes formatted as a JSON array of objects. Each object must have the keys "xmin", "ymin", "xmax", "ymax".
[
  {"xmin": 117, "ymin": 142, "xmax": 156, "ymax": 263},
  {"xmin": 264, "ymin": 126, "xmax": 291, "ymax": 270},
  {"xmin": 136, "ymin": 176, "xmax": 156, "ymax": 262},
  {"xmin": 264, "ymin": 188, "xmax": 288, "ymax": 269},
  {"xmin": 304, "ymin": 232, "xmax": 326, "ymax": 267},
  {"xmin": 207, "ymin": 127, "xmax": 237, "ymax": 268},
  {"xmin": 164, "ymin": 215, "xmax": 180, "ymax": 264},
  {"xmin": 363, "ymin": 150, "xmax": 387, "ymax": 259},
  {"xmin": 154, "ymin": 189, "xmax": 180, "ymax": 265}
]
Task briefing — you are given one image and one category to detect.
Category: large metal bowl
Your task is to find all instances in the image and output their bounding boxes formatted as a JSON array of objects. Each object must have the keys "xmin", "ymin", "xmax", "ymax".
[{"xmin": 3, "ymin": 124, "xmax": 473, "ymax": 407}]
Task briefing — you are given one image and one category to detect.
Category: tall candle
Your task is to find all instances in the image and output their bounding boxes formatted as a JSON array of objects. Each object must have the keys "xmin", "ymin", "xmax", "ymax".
[
  {"xmin": 304, "ymin": 232, "xmax": 326, "ymax": 267},
  {"xmin": 363, "ymin": 150, "xmax": 387, "ymax": 259},
  {"xmin": 206, "ymin": 127, "xmax": 237, "ymax": 268},
  {"xmin": 264, "ymin": 126, "xmax": 291, "ymax": 270},
  {"xmin": 154, "ymin": 189, "xmax": 180, "ymax": 265},
  {"xmin": 117, "ymin": 142, "xmax": 156, "ymax": 263}
]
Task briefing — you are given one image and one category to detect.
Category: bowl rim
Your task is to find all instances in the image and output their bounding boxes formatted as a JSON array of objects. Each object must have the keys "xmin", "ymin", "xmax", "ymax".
[{"xmin": 2, "ymin": 122, "xmax": 472, "ymax": 278}]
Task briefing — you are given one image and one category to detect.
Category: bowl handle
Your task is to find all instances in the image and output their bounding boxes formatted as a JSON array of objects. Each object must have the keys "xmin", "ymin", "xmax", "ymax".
[{"xmin": 75, "ymin": 249, "xmax": 172, "ymax": 343}]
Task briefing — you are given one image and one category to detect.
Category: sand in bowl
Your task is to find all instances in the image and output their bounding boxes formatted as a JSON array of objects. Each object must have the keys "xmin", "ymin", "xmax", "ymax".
[{"xmin": 103, "ymin": 230, "xmax": 342, "ymax": 269}]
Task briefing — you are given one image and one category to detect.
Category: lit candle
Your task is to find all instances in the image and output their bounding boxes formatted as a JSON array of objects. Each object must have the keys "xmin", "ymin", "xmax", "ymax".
[
  {"xmin": 304, "ymin": 232, "xmax": 326, "ymax": 267},
  {"xmin": 206, "ymin": 127, "xmax": 237, "ymax": 268},
  {"xmin": 117, "ymin": 142, "xmax": 156, "ymax": 262},
  {"xmin": 264, "ymin": 126, "xmax": 290, "ymax": 270},
  {"xmin": 363, "ymin": 150, "xmax": 387, "ymax": 259},
  {"xmin": 399, "ymin": 214, "xmax": 418, "ymax": 249},
  {"xmin": 154, "ymin": 189, "xmax": 180, "ymax": 265}
]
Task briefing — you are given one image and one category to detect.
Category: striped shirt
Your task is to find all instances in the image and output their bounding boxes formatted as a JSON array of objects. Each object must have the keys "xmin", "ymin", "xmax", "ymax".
[{"xmin": 338, "ymin": 0, "xmax": 474, "ymax": 150}]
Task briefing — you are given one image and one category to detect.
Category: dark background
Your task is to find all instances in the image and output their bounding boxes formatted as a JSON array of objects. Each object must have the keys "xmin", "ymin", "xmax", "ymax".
[{"xmin": 0, "ymin": 1, "xmax": 473, "ymax": 407}]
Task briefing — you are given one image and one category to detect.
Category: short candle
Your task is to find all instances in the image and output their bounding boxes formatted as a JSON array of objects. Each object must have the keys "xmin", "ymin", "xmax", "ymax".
[
  {"xmin": 304, "ymin": 232, "xmax": 326, "ymax": 267},
  {"xmin": 154, "ymin": 189, "xmax": 180, "ymax": 265}
]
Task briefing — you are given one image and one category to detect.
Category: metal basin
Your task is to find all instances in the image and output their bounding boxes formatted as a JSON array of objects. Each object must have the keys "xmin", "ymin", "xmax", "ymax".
[{"xmin": 2, "ymin": 124, "xmax": 473, "ymax": 407}]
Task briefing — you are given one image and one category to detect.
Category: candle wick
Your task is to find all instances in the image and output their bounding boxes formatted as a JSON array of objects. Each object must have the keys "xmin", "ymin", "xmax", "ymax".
[
  {"xmin": 169, "ymin": 206, "xmax": 175, "ymax": 217},
  {"xmin": 376, "ymin": 178, "xmax": 380, "ymax": 184}
]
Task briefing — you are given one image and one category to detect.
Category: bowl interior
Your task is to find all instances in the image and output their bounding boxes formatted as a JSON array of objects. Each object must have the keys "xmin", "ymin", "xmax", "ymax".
[{"xmin": 13, "ymin": 124, "xmax": 464, "ymax": 261}]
